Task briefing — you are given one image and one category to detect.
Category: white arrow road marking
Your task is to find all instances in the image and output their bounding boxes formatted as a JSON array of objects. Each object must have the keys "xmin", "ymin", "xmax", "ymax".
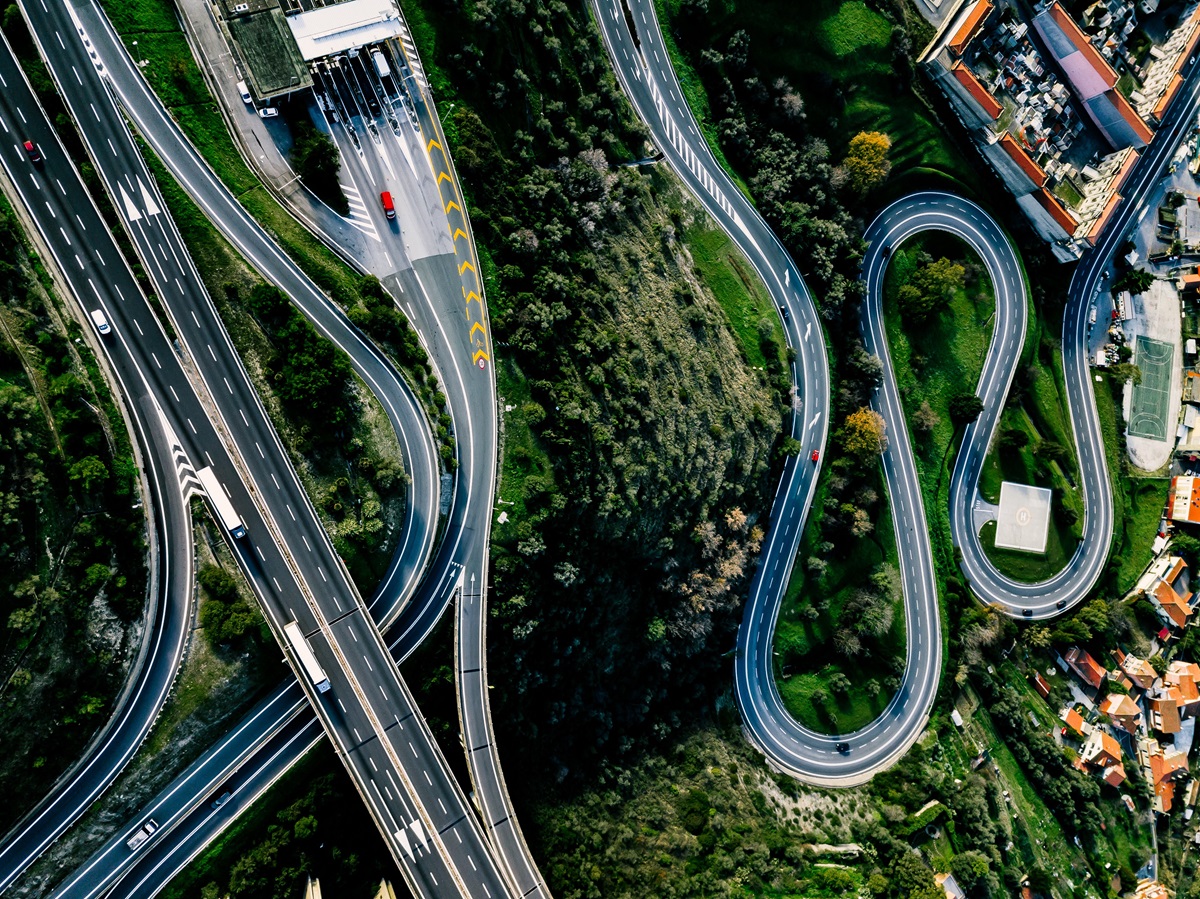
[
  {"xmin": 118, "ymin": 183, "xmax": 141, "ymax": 222},
  {"xmin": 411, "ymin": 818, "xmax": 429, "ymax": 851},
  {"xmin": 395, "ymin": 828, "xmax": 415, "ymax": 861},
  {"xmin": 136, "ymin": 176, "xmax": 162, "ymax": 216},
  {"xmin": 806, "ymin": 412, "xmax": 822, "ymax": 433}
]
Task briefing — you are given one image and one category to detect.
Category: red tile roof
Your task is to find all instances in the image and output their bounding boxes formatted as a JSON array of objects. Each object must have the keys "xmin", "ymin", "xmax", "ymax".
[
  {"xmin": 1082, "ymin": 191, "xmax": 1124, "ymax": 244},
  {"xmin": 949, "ymin": 0, "xmax": 994, "ymax": 56},
  {"xmin": 999, "ymin": 133, "xmax": 1048, "ymax": 187},
  {"xmin": 1105, "ymin": 88, "xmax": 1153, "ymax": 145},
  {"xmin": 1034, "ymin": 189, "xmax": 1080, "ymax": 235},
  {"xmin": 1066, "ymin": 647, "xmax": 1106, "ymax": 689},
  {"xmin": 950, "ymin": 62, "xmax": 1002, "ymax": 120},
  {"xmin": 1153, "ymin": 73, "xmax": 1185, "ymax": 122},
  {"xmin": 1047, "ymin": 3, "xmax": 1117, "ymax": 89}
]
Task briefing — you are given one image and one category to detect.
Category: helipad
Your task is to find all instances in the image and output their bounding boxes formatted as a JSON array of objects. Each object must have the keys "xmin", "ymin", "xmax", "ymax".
[{"xmin": 994, "ymin": 481, "xmax": 1052, "ymax": 554}]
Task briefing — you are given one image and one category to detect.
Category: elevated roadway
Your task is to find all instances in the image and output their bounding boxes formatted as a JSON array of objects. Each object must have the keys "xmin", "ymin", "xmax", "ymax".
[{"xmin": 8, "ymin": 1, "xmax": 517, "ymax": 895}]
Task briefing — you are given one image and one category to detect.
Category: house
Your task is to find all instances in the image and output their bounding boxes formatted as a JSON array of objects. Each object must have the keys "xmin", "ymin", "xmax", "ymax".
[
  {"xmin": 1065, "ymin": 647, "xmax": 1107, "ymax": 690},
  {"xmin": 1031, "ymin": 672, "xmax": 1051, "ymax": 699},
  {"xmin": 1100, "ymin": 693, "xmax": 1143, "ymax": 734},
  {"xmin": 1166, "ymin": 660, "xmax": 1200, "ymax": 717},
  {"xmin": 1138, "ymin": 555, "xmax": 1195, "ymax": 629},
  {"xmin": 1139, "ymin": 739, "xmax": 1189, "ymax": 813},
  {"xmin": 1131, "ymin": 881, "xmax": 1171, "ymax": 899},
  {"xmin": 1081, "ymin": 728, "xmax": 1127, "ymax": 786},
  {"xmin": 1120, "ymin": 653, "xmax": 1159, "ymax": 690},
  {"xmin": 1150, "ymin": 694, "xmax": 1182, "ymax": 735},
  {"xmin": 1061, "ymin": 706, "xmax": 1091, "ymax": 737}
]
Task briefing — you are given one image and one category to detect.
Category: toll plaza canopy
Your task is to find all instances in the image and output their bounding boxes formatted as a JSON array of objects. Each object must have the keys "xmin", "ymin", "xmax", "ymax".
[{"xmin": 286, "ymin": 0, "xmax": 404, "ymax": 61}]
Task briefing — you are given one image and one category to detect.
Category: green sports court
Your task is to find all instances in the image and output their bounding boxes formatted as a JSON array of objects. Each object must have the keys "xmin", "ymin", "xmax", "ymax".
[{"xmin": 1127, "ymin": 336, "xmax": 1174, "ymax": 441}]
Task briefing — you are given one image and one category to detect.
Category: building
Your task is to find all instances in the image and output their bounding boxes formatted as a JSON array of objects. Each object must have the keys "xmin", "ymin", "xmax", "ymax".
[
  {"xmin": 1140, "ymin": 739, "xmax": 1189, "ymax": 812},
  {"xmin": 1171, "ymin": 477, "xmax": 1200, "ymax": 524},
  {"xmin": 1081, "ymin": 728, "xmax": 1127, "ymax": 785},
  {"xmin": 1032, "ymin": 3, "xmax": 1152, "ymax": 149},
  {"xmin": 1066, "ymin": 646, "xmax": 1108, "ymax": 689},
  {"xmin": 935, "ymin": 872, "xmax": 967, "ymax": 899},
  {"xmin": 1061, "ymin": 705, "xmax": 1093, "ymax": 736},
  {"xmin": 1120, "ymin": 650, "xmax": 1158, "ymax": 690},
  {"xmin": 1134, "ymin": 4, "xmax": 1200, "ymax": 123},
  {"xmin": 1166, "ymin": 660, "xmax": 1200, "ymax": 717},
  {"xmin": 1150, "ymin": 694, "xmax": 1182, "ymax": 735},
  {"xmin": 1101, "ymin": 692, "xmax": 1143, "ymax": 733}
]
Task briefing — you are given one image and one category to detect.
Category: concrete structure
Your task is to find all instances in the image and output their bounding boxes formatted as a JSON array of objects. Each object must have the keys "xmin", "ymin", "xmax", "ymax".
[
  {"xmin": 994, "ymin": 481, "xmax": 1052, "ymax": 552},
  {"xmin": 286, "ymin": 0, "xmax": 405, "ymax": 61},
  {"xmin": 1033, "ymin": 3, "xmax": 1152, "ymax": 149}
]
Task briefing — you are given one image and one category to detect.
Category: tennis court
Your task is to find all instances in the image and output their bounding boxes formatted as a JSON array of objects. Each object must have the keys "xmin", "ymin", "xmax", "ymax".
[{"xmin": 1127, "ymin": 336, "xmax": 1174, "ymax": 440}]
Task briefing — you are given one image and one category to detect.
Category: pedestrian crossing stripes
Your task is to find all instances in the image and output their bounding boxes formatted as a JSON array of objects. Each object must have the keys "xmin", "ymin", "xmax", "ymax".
[{"xmin": 339, "ymin": 180, "xmax": 380, "ymax": 241}]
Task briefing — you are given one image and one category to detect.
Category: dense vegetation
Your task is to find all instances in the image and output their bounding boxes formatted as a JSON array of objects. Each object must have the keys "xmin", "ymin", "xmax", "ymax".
[
  {"xmin": 0, "ymin": 201, "xmax": 147, "ymax": 832},
  {"xmin": 404, "ymin": 0, "xmax": 790, "ymax": 782}
]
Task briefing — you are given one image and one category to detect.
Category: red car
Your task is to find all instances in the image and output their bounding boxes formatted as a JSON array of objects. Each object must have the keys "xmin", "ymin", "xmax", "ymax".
[
  {"xmin": 811, "ymin": 450, "xmax": 820, "ymax": 462},
  {"xmin": 22, "ymin": 140, "xmax": 41, "ymax": 163}
]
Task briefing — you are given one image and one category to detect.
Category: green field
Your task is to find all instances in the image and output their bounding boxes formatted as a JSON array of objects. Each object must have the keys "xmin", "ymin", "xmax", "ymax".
[
  {"xmin": 684, "ymin": 220, "xmax": 785, "ymax": 369},
  {"xmin": 816, "ymin": 1, "xmax": 894, "ymax": 58}
]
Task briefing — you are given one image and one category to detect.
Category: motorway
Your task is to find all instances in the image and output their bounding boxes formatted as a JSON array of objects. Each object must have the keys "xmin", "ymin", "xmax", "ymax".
[
  {"xmin": 2, "ymin": 1, "xmax": 524, "ymax": 897},
  {"xmin": 0, "ymin": 27, "xmax": 198, "ymax": 886},
  {"xmin": 0, "ymin": 0, "xmax": 549, "ymax": 892}
]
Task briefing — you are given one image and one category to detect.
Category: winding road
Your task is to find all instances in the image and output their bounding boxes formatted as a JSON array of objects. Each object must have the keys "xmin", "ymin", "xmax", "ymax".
[{"xmin": 597, "ymin": 0, "xmax": 1200, "ymax": 785}]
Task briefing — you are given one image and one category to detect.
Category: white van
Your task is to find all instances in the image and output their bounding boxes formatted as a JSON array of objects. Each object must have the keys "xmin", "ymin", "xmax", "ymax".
[
  {"xmin": 237, "ymin": 80, "xmax": 252, "ymax": 105},
  {"xmin": 89, "ymin": 308, "xmax": 111, "ymax": 335}
]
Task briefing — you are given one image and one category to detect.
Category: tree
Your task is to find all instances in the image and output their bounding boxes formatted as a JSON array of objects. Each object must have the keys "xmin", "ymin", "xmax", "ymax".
[
  {"xmin": 950, "ymin": 850, "xmax": 990, "ymax": 890},
  {"xmin": 69, "ymin": 455, "xmax": 109, "ymax": 493},
  {"xmin": 912, "ymin": 401, "xmax": 939, "ymax": 434},
  {"xmin": 897, "ymin": 283, "xmax": 935, "ymax": 321},
  {"xmin": 949, "ymin": 393, "xmax": 984, "ymax": 424},
  {"xmin": 290, "ymin": 123, "xmax": 349, "ymax": 215},
  {"xmin": 998, "ymin": 429, "xmax": 1028, "ymax": 450},
  {"xmin": 1108, "ymin": 363, "xmax": 1142, "ymax": 386},
  {"xmin": 839, "ymin": 407, "xmax": 887, "ymax": 462},
  {"xmin": 1112, "ymin": 268, "xmax": 1154, "ymax": 296},
  {"xmin": 912, "ymin": 257, "xmax": 965, "ymax": 303},
  {"xmin": 1036, "ymin": 440, "xmax": 1068, "ymax": 464},
  {"xmin": 842, "ymin": 131, "xmax": 891, "ymax": 195},
  {"xmin": 1172, "ymin": 533, "xmax": 1200, "ymax": 565}
]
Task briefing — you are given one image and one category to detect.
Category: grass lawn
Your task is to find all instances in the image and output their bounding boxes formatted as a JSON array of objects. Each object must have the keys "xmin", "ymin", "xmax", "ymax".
[
  {"xmin": 493, "ymin": 356, "xmax": 555, "ymax": 546},
  {"xmin": 684, "ymin": 219, "xmax": 784, "ymax": 370},
  {"xmin": 1113, "ymin": 478, "xmax": 1169, "ymax": 594},
  {"xmin": 775, "ymin": 475, "xmax": 903, "ymax": 733},
  {"xmin": 883, "ymin": 232, "xmax": 994, "ymax": 574}
]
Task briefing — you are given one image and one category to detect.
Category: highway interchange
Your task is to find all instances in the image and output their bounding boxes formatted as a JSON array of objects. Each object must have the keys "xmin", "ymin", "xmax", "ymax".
[{"xmin": 0, "ymin": 0, "xmax": 1197, "ymax": 891}]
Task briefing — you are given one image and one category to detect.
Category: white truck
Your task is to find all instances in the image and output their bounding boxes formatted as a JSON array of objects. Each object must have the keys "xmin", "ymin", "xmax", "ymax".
[
  {"xmin": 195, "ymin": 466, "xmax": 246, "ymax": 539},
  {"xmin": 126, "ymin": 819, "xmax": 158, "ymax": 851}
]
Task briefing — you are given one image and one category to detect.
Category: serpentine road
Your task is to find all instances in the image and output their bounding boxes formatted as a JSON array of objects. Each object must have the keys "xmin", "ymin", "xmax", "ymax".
[{"xmin": 599, "ymin": 0, "xmax": 1200, "ymax": 784}]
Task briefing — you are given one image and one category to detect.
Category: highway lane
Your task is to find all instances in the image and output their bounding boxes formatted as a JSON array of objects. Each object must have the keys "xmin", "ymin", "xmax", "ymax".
[
  {"xmin": 40, "ymin": 10, "xmax": 551, "ymax": 896},
  {"xmin": 18, "ymin": 0, "xmax": 523, "ymax": 894},
  {"xmin": 0, "ymin": 17, "xmax": 371, "ymax": 893},
  {"xmin": 0, "ymin": 27, "xmax": 211, "ymax": 891}
]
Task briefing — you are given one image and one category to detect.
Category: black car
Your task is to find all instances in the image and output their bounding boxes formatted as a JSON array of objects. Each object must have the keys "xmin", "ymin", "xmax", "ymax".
[
  {"xmin": 1022, "ymin": 609, "xmax": 1033, "ymax": 618},
  {"xmin": 1055, "ymin": 600, "xmax": 1066, "ymax": 610},
  {"xmin": 779, "ymin": 305, "xmax": 790, "ymax": 320},
  {"xmin": 835, "ymin": 741, "xmax": 850, "ymax": 754}
]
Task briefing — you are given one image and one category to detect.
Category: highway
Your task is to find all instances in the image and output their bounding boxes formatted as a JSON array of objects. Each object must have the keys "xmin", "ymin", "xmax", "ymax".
[
  {"xmin": 4, "ymin": 1, "xmax": 523, "ymax": 896},
  {"xmin": 3, "ymin": 0, "xmax": 550, "ymax": 893}
]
